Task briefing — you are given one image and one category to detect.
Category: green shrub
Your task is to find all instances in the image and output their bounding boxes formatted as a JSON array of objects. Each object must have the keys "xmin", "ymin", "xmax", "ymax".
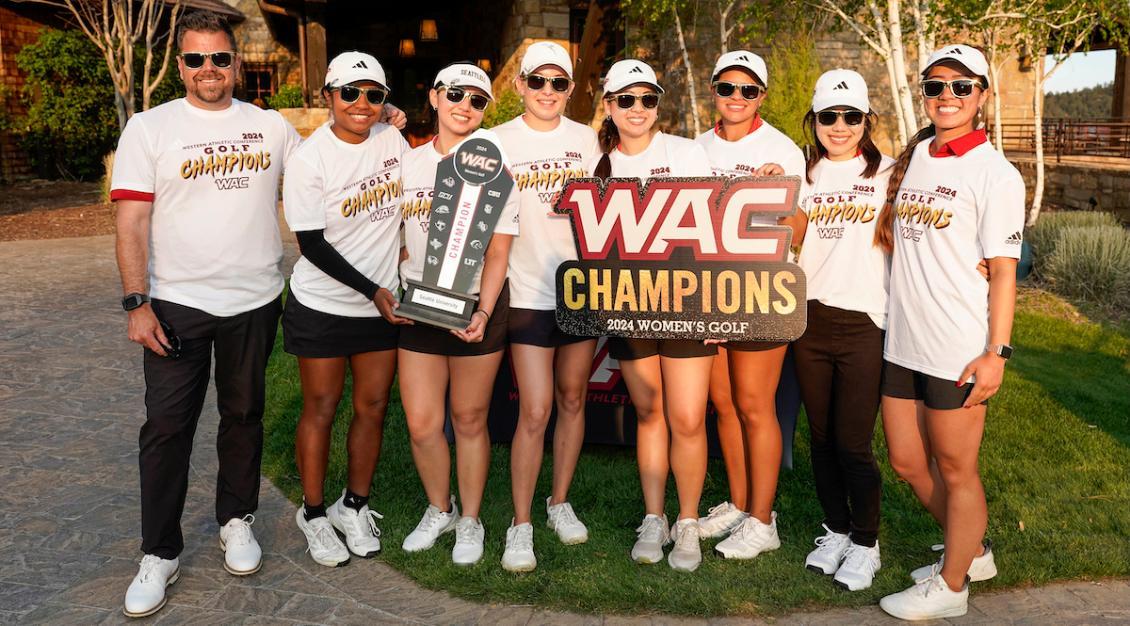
[
  {"xmin": 760, "ymin": 31, "xmax": 822, "ymax": 146},
  {"xmin": 267, "ymin": 84, "xmax": 304, "ymax": 109},
  {"xmin": 1045, "ymin": 224, "xmax": 1130, "ymax": 309},
  {"xmin": 1027, "ymin": 211, "xmax": 1121, "ymax": 278},
  {"xmin": 482, "ymin": 90, "xmax": 523, "ymax": 129}
]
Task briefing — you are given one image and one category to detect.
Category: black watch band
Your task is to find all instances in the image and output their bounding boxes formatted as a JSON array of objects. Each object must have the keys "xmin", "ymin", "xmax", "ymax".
[{"xmin": 122, "ymin": 292, "xmax": 149, "ymax": 311}]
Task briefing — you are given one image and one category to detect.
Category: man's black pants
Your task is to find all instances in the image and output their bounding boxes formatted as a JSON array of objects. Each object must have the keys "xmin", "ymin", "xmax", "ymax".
[
  {"xmin": 793, "ymin": 300, "xmax": 884, "ymax": 547},
  {"xmin": 139, "ymin": 296, "xmax": 282, "ymax": 559}
]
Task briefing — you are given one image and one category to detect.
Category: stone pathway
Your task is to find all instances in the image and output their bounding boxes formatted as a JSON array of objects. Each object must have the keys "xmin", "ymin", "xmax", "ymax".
[{"xmin": 1, "ymin": 234, "xmax": 1128, "ymax": 625}]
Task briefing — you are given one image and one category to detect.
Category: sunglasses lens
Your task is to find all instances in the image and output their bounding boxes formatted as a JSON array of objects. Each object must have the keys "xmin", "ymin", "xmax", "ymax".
[
  {"xmin": 211, "ymin": 52, "xmax": 233, "ymax": 68},
  {"xmin": 615, "ymin": 94, "xmax": 635, "ymax": 109},
  {"xmin": 714, "ymin": 82, "xmax": 735, "ymax": 97},
  {"xmin": 740, "ymin": 85, "xmax": 762, "ymax": 99},
  {"xmin": 844, "ymin": 111, "xmax": 865, "ymax": 125},
  {"xmin": 526, "ymin": 75, "xmax": 546, "ymax": 90},
  {"xmin": 445, "ymin": 88, "xmax": 465, "ymax": 104},
  {"xmin": 641, "ymin": 94, "xmax": 660, "ymax": 109},
  {"xmin": 816, "ymin": 112, "xmax": 837, "ymax": 126},
  {"xmin": 339, "ymin": 86, "xmax": 360, "ymax": 103},
  {"xmin": 550, "ymin": 77, "xmax": 570, "ymax": 92},
  {"xmin": 469, "ymin": 95, "xmax": 490, "ymax": 111},
  {"xmin": 365, "ymin": 88, "xmax": 387, "ymax": 105},
  {"xmin": 952, "ymin": 80, "xmax": 975, "ymax": 97},
  {"xmin": 922, "ymin": 81, "xmax": 945, "ymax": 98},
  {"xmin": 182, "ymin": 53, "xmax": 205, "ymax": 69}
]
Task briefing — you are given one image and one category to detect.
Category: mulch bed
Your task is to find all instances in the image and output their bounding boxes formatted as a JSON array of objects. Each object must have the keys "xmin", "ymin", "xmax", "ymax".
[{"xmin": 0, "ymin": 180, "xmax": 115, "ymax": 241}]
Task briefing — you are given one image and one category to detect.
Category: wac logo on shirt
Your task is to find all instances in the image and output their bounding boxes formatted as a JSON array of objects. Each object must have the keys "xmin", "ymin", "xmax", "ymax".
[
  {"xmin": 895, "ymin": 185, "xmax": 954, "ymax": 231},
  {"xmin": 553, "ymin": 176, "xmax": 809, "ymax": 342},
  {"xmin": 179, "ymin": 137, "xmax": 272, "ymax": 186},
  {"xmin": 341, "ymin": 171, "xmax": 404, "ymax": 220}
]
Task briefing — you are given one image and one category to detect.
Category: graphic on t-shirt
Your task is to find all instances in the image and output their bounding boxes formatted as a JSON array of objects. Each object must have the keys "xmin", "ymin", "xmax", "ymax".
[
  {"xmin": 895, "ymin": 186, "xmax": 954, "ymax": 239},
  {"xmin": 512, "ymin": 154, "xmax": 587, "ymax": 208},
  {"xmin": 806, "ymin": 187, "xmax": 880, "ymax": 239},
  {"xmin": 179, "ymin": 136, "xmax": 273, "ymax": 190},
  {"xmin": 339, "ymin": 165, "xmax": 403, "ymax": 221}
]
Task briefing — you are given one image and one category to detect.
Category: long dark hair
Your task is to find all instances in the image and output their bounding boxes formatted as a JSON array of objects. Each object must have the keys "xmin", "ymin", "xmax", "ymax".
[
  {"xmin": 803, "ymin": 110, "xmax": 883, "ymax": 184},
  {"xmin": 594, "ymin": 112, "xmax": 619, "ymax": 179},
  {"xmin": 873, "ymin": 124, "xmax": 936, "ymax": 254}
]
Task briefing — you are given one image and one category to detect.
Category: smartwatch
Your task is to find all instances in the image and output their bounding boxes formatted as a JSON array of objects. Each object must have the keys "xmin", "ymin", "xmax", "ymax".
[
  {"xmin": 121, "ymin": 292, "xmax": 150, "ymax": 311},
  {"xmin": 986, "ymin": 344, "xmax": 1013, "ymax": 360}
]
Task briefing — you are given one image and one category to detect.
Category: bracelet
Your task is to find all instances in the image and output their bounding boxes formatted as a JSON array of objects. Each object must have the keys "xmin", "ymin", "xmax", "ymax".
[{"xmin": 473, "ymin": 309, "xmax": 491, "ymax": 321}]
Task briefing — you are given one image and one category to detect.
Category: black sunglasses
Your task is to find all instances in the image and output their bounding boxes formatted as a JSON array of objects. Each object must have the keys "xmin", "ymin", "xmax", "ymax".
[
  {"xmin": 712, "ymin": 81, "xmax": 763, "ymax": 100},
  {"xmin": 608, "ymin": 93, "xmax": 661, "ymax": 110},
  {"xmin": 444, "ymin": 87, "xmax": 490, "ymax": 111},
  {"xmin": 159, "ymin": 320, "xmax": 182, "ymax": 359},
  {"xmin": 816, "ymin": 110, "xmax": 866, "ymax": 126},
  {"xmin": 180, "ymin": 51, "xmax": 235, "ymax": 69},
  {"xmin": 921, "ymin": 78, "xmax": 980, "ymax": 99},
  {"xmin": 336, "ymin": 85, "xmax": 389, "ymax": 105},
  {"xmin": 525, "ymin": 74, "xmax": 572, "ymax": 93}
]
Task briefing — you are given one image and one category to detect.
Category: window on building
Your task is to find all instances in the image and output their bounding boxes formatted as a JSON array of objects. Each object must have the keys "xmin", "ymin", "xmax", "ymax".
[{"xmin": 242, "ymin": 63, "xmax": 276, "ymax": 108}]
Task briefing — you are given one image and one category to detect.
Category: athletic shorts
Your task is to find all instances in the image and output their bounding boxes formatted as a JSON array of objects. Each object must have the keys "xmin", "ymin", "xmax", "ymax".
[
  {"xmin": 880, "ymin": 360, "xmax": 985, "ymax": 410},
  {"xmin": 725, "ymin": 340, "xmax": 788, "ymax": 352},
  {"xmin": 608, "ymin": 337, "xmax": 718, "ymax": 361},
  {"xmin": 398, "ymin": 283, "xmax": 510, "ymax": 357},
  {"xmin": 507, "ymin": 307, "xmax": 592, "ymax": 348},
  {"xmin": 282, "ymin": 294, "xmax": 399, "ymax": 358}
]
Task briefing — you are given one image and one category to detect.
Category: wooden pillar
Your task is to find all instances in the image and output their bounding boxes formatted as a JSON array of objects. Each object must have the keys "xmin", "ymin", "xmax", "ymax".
[
  {"xmin": 1113, "ymin": 50, "xmax": 1129, "ymax": 120},
  {"xmin": 304, "ymin": 2, "xmax": 327, "ymax": 105}
]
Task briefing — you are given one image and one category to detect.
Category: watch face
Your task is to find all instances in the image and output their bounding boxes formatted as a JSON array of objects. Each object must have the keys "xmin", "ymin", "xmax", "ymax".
[
  {"xmin": 1000, "ymin": 345, "xmax": 1013, "ymax": 359},
  {"xmin": 122, "ymin": 294, "xmax": 145, "ymax": 311}
]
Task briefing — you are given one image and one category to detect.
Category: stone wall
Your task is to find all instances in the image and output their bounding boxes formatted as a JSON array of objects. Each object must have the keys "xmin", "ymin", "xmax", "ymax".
[
  {"xmin": 492, "ymin": 0, "xmax": 573, "ymax": 100},
  {"xmin": 223, "ymin": 0, "xmax": 302, "ymax": 99},
  {"xmin": 1012, "ymin": 158, "xmax": 1130, "ymax": 224},
  {"xmin": 0, "ymin": 5, "xmax": 44, "ymax": 182}
]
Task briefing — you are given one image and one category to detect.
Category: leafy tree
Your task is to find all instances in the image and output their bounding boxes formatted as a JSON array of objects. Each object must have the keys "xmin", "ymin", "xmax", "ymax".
[
  {"xmin": 267, "ymin": 84, "xmax": 304, "ymax": 110},
  {"xmin": 760, "ymin": 31, "xmax": 823, "ymax": 145},
  {"xmin": 1044, "ymin": 82, "xmax": 1114, "ymax": 118},
  {"xmin": 482, "ymin": 90, "xmax": 524, "ymax": 129}
]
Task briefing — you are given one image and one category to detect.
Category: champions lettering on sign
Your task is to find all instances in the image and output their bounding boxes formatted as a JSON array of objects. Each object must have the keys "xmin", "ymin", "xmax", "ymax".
[{"xmin": 553, "ymin": 176, "xmax": 808, "ymax": 341}]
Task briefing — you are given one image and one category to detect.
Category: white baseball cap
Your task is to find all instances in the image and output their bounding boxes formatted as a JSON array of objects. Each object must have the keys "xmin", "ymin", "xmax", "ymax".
[
  {"xmin": 812, "ymin": 69, "xmax": 870, "ymax": 113},
  {"xmin": 711, "ymin": 50, "xmax": 768, "ymax": 87},
  {"xmin": 434, "ymin": 63, "xmax": 494, "ymax": 100},
  {"xmin": 602, "ymin": 59, "xmax": 664, "ymax": 94},
  {"xmin": 922, "ymin": 44, "xmax": 989, "ymax": 82},
  {"xmin": 324, "ymin": 51, "xmax": 387, "ymax": 90},
  {"xmin": 520, "ymin": 41, "xmax": 573, "ymax": 78}
]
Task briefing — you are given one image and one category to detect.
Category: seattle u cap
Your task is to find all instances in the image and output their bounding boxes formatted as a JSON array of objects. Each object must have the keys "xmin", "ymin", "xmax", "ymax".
[{"xmin": 434, "ymin": 63, "xmax": 494, "ymax": 100}]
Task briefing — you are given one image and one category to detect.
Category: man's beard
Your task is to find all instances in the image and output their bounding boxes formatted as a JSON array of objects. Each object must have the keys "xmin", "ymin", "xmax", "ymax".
[{"xmin": 190, "ymin": 73, "xmax": 230, "ymax": 103}]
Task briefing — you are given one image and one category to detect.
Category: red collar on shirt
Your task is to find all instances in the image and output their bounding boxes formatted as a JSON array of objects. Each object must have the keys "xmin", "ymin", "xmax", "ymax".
[
  {"xmin": 930, "ymin": 128, "xmax": 987, "ymax": 157},
  {"xmin": 713, "ymin": 114, "xmax": 763, "ymax": 139}
]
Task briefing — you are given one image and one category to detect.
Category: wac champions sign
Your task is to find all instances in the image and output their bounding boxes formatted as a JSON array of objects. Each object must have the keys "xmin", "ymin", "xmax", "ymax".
[{"xmin": 553, "ymin": 176, "xmax": 808, "ymax": 342}]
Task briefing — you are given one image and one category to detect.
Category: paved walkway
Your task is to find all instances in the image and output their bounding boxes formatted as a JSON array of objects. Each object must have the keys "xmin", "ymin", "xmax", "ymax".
[{"xmin": 1, "ymin": 234, "xmax": 1128, "ymax": 625}]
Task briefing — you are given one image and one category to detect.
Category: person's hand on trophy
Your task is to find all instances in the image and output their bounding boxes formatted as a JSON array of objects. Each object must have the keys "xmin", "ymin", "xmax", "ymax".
[
  {"xmin": 374, "ymin": 287, "xmax": 413, "ymax": 324},
  {"xmin": 451, "ymin": 309, "xmax": 488, "ymax": 344},
  {"xmin": 753, "ymin": 162, "xmax": 784, "ymax": 176}
]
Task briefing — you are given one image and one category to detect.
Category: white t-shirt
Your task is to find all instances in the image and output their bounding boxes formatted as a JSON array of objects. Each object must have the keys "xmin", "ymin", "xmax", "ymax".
[
  {"xmin": 399, "ymin": 138, "xmax": 520, "ymax": 294},
  {"xmin": 593, "ymin": 132, "xmax": 714, "ymax": 179},
  {"xmin": 493, "ymin": 115, "xmax": 600, "ymax": 310},
  {"xmin": 283, "ymin": 122, "xmax": 409, "ymax": 318},
  {"xmin": 695, "ymin": 118, "xmax": 806, "ymax": 226},
  {"xmin": 885, "ymin": 135, "xmax": 1025, "ymax": 381},
  {"xmin": 797, "ymin": 154, "xmax": 895, "ymax": 329},
  {"xmin": 110, "ymin": 98, "xmax": 301, "ymax": 317}
]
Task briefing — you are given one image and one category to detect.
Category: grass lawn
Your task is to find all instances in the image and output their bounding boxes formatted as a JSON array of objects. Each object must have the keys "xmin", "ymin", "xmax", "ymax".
[{"xmin": 261, "ymin": 287, "xmax": 1130, "ymax": 617}]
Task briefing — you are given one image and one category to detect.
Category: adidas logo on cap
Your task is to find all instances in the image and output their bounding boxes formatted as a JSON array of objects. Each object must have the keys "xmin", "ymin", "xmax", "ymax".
[
  {"xmin": 833, "ymin": 81, "xmax": 849, "ymax": 90},
  {"xmin": 353, "ymin": 60, "xmax": 368, "ymax": 69},
  {"xmin": 948, "ymin": 47, "xmax": 963, "ymax": 55},
  {"xmin": 1006, "ymin": 231, "xmax": 1023, "ymax": 244},
  {"xmin": 628, "ymin": 65, "xmax": 644, "ymax": 74},
  {"xmin": 737, "ymin": 54, "xmax": 750, "ymax": 61}
]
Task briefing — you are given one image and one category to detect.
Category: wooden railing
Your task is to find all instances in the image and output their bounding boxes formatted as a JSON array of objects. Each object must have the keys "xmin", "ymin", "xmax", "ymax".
[{"xmin": 988, "ymin": 119, "xmax": 1130, "ymax": 161}]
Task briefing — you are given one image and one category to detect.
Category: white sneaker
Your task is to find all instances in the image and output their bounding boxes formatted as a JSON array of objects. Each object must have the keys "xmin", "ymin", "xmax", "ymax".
[
  {"xmin": 804, "ymin": 525, "xmax": 851, "ymax": 575},
  {"xmin": 546, "ymin": 497, "xmax": 589, "ymax": 545},
  {"xmin": 326, "ymin": 492, "xmax": 383, "ymax": 558},
  {"xmin": 122, "ymin": 554, "xmax": 179, "ymax": 618},
  {"xmin": 698, "ymin": 502, "xmax": 748, "ymax": 539},
  {"xmin": 402, "ymin": 496, "xmax": 459, "ymax": 552},
  {"xmin": 501, "ymin": 521, "xmax": 537, "ymax": 572},
  {"xmin": 294, "ymin": 508, "xmax": 350, "ymax": 567},
  {"xmin": 667, "ymin": 518, "xmax": 702, "ymax": 572},
  {"xmin": 452, "ymin": 517, "xmax": 485, "ymax": 566},
  {"xmin": 834, "ymin": 542, "xmax": 881, "ymax": 591},
  {"xmin": 715, "ymin": 512, "xmax": 781, "ymax": 560},
  {"xmin": 219, "ymin": 514, "xmax": 262, "ymax": 575},
  {"xmin": 880, "ymin": 567, "xmax": 968, "ymax": 620},
  {"xmin": 909, "ymin": 540, "xmax": 997, "ymax": 582},
  {"xmin": 631, "ymin": 514, "xmax": 670, "ymax": 564}
]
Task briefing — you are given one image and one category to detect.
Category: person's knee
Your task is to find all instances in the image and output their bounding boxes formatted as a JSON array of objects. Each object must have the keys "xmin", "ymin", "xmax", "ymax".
[
  {"xmin": 734, "ymin": 394, "xmax": 775, "ymax": 426},
  {"xmin": 668, "ymin": 411, "xmax": 705, "ymax": 439},
  {"xmin": 302, "ymin": 391, "xmax": 342, "ymax": 425},
  {"xmin": 554, "ymin": 385, "xmax": 586, "ymax": 419},
  {"xmin": 935, "ymin": 453, "xmax": 979, "ymax": 491},
  {"xmin": 886, "ymin": 448, "xmax": 929, "ymax": 483},
  {"xmin": 353, "ymin": 393, "xmax": 390, "ymax": 422},
  {"xmin": 451, "ymin": 410, "xmax": 488, "ymax": 439},
  {"xmin": 518, "ymin": 402, "xmax": 552, "ymax": 434}
]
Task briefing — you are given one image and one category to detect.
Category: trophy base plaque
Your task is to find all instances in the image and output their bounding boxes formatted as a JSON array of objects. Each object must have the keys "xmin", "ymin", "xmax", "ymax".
[{"xmin": 397, "ymin": 279, "xmax": 478, "ymax": 330}]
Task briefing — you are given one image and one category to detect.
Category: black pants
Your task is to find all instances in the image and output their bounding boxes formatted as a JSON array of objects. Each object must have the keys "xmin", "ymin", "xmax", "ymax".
[
  {"xmin": 139, "ymin": 296, "xmax": 282, "ymax": 559},
  {"xmin": 793, "ymin": 300, "xmax": 883, "ymax": 547}
]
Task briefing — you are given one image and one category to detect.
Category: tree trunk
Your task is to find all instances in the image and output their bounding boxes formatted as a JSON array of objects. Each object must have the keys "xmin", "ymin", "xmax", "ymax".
[
  {"xmin": 885, "ymin": 0, "xmax": 919, "ymax": 134},
  {"xmin": 883, "ymin": 52, "xmax": 909, "ymax": 145},
  {"xmin": 1030, "ymin": 54, "xmax": 1045, "ymax": 225},
  {"xmin": 673, "ymin": 7, "xmax": 702, "ymax": 135}
]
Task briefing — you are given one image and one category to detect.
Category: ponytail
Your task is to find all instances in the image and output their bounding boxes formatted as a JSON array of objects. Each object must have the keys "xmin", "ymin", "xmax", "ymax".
[
  {"xmin": 594, "ymin": 114, "xmax": 619, "ymax": 180},
  {"xmin": 874, "ymin": 124, "xmax": 935, "ymax": 254}
]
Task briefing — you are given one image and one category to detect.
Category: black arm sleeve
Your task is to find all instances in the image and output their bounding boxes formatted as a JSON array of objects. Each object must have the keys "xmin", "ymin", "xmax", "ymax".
[{"xmin": 295, "ymin": 229, "xmax": 379, "ymax": 300}]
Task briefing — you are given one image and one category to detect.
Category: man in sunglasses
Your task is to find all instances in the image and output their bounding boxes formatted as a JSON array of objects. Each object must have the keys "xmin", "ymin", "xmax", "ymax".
[{"xmin": 110, "ymin": 9, "xmax": 301, "ymax": 618}]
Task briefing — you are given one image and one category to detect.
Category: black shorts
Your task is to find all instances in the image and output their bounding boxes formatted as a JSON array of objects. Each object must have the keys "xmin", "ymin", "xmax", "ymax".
[
  {"xmin": 880, "ymin": 360, "xmax": 985, "ymax": 411},
  {"xmin": 507, "ymin": 307, "xmax": 592, "ymax": 348},
  {"xmin": 608, "ymin": 337, "xmax": 718, "ymax": 361},
  {"xmin": 399, "ymin": 284, "xmax": 510, "ymax": 357},
  {"xmin": 282, "ymin": 294, "xmax": 399, "ymax": 358},
  {"xmin": 725, "ymin": 340, "xmax": 788, "ymax": 352}
]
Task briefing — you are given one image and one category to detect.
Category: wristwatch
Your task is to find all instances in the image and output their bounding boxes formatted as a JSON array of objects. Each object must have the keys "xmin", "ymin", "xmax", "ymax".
[
  {"xmin": 121, "ymin": 292, "xmax": 150, "ymax": 311},
  {"xmin": 986, "ymin": 344, "xmax": 1013, "ymax": 360}
]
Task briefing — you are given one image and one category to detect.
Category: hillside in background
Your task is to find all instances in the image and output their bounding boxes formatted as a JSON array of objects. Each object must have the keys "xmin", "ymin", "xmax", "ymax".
[{"xmin": 1045, "ymin": 82, "xmax": 1115, "ymax": 118}]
